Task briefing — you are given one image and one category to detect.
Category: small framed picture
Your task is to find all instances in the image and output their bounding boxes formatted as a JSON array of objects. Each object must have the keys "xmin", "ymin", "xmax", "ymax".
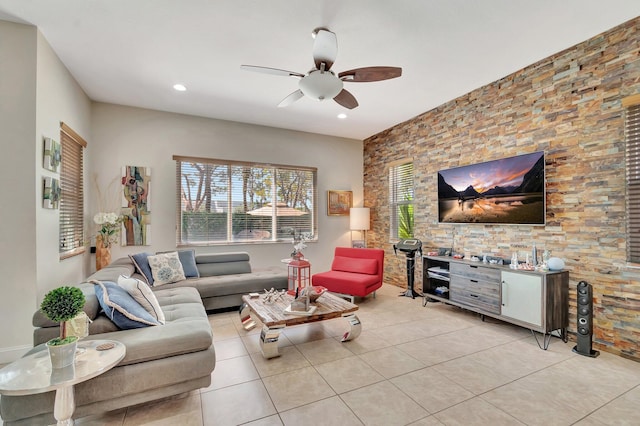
[
  {"xmin": 43, "ymin": 137, "xmax": 61, "ymax": 173},
  {"xmin": 352, "ymin": 239, "xmax": 366, "ymax": 248},
  {"xmin": 327, "ymin": 190, "xmax": 352, "ymax": 216},
  {"xmin": 43, "ymin": 176, "xmax": 61, "ymax": 209}
]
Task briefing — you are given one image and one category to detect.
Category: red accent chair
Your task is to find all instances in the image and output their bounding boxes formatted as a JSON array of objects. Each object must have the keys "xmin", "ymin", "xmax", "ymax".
[{"xmin": 312, "ymin": 247, "xmax": 385, "ymax": 301}]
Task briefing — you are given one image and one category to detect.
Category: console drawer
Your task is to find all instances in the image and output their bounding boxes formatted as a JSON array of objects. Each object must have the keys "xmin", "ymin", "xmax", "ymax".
[
  {"xmin": 450, "ymin": 276, "xmax": 500, "ymax": 314},
  {"xmin": 450, "ymin": 262, "xmax": 501, "ymax": 282}
]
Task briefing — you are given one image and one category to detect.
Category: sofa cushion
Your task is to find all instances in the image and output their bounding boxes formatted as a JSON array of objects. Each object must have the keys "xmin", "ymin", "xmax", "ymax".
[
  {"xmin": 196, "ymin": 252, "xmax": 252, "ymax": 276},
  {"xmin": 92, "ymin": 280, "xmax": 161, "ymax": 329},
  {"xmin": 156, "ymin": 267, "xmax": 286, "ymax": 299},
  {"xmin": 107, "ymin": 286, "xmax": 212, "ymax": 365},
  {"xmin": 147, "ymin": 252, "xmax": 186, "ymax": 285},
  {"xmin": 117, "ymin": 275, "xmax": 166, "ymax": 324},
  {"xmin": 332, "ymin": 256, "xmax": 378, "ymax": 275},
  {"xmin": 129, "ymin": 252, "xmax": 155, "ymax": 285}
]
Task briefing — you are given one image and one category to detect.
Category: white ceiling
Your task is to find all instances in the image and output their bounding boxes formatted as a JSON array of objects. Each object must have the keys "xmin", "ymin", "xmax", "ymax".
[{"xmin": 0, "ymin": 1, "xmax": 638, "ymax": 140}]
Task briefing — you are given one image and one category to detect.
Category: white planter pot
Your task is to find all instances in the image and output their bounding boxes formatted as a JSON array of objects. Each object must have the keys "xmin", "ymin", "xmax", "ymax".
[{"xmin": 47, "ymin": 338, "xmax": 78, "ymax": 369}]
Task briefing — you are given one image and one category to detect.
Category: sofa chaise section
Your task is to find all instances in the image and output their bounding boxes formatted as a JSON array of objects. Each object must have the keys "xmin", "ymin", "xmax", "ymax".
[{"xmin": 1, "ymin": 286, "xmax": 214, "ymax": 426}]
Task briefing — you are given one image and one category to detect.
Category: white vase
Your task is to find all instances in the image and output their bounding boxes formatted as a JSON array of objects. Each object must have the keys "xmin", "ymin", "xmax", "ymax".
[
  {"xmin": 47, "ymin": 338, "xmax": 78, "ymax": 369},
  {"xmin": 547, "ymin": 257, "xmax": 565, "ymax": 271}
]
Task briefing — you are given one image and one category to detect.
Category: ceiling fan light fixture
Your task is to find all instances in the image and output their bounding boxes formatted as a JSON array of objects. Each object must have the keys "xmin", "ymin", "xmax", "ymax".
[
  {"xmin": 311, "ymin": 27, "xmax": 329, "ymax": 39},
  {"xmin": 298, "ymin": 70, "xmax": 343, "ymax": 101}
]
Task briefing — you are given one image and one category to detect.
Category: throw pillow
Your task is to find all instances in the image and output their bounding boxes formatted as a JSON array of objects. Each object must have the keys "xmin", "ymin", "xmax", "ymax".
[
  {"xmin": 157, "ymin": 249, "xmax": 199, "ymax": 278},
  {"xmin": 178, "ymin": 249, "xmax": 199, "ymax": 278},
  {"xmin": 117, "ymin": 275, "xmax": 166, "ymax": 324},
  {"xmin": 129, "ymin": 252, "xmax": 155, "ymax": 285},
  {"xmin": 91, "ymin": 280, "xmax": 160, "ymax": 329},
  {"xmin": 147, "ymin": 251, "xmax": 186, "ymax": 286}
]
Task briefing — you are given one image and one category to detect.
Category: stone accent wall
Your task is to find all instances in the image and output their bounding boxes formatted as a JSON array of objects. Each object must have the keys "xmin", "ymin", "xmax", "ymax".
[{"xmin": 364, "ymin": 18, "xmax": 640, "ymax": 360}]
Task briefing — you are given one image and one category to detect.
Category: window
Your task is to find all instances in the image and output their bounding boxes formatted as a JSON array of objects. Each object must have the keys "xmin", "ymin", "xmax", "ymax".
[
  {"xmin": 625, "ymin": 95, "xmax": 640, "ymax": 263},
  {"xmin": 59, "ymin": 122, "xmax": 87, "ymax": 259},
  {"xmin": 174, "ymin": 156, "xmax": 317, "ymax": 245},
  {"xmin": 389, "ymin": 160, "xmax": 414, "ymax": 240}
]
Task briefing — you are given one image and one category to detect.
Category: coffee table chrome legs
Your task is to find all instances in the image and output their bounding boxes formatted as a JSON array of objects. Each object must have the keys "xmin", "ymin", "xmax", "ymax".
[
  {"xmin": 260, "ymin": 325, "xmax": 285, "ymax": 359},
  {"xmin": 341, "ymin": 313, "xmax": 362, "ymax": 342},
  {"xmin": 239, "ymin": 303, "xmax": 256, "ymax": 331}
]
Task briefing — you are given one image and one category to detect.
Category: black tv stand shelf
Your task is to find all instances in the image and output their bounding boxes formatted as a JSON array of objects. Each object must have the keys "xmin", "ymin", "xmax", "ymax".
[{"xmin": 422, "ymin": 255, "xmax": 569, "ymax": 350}]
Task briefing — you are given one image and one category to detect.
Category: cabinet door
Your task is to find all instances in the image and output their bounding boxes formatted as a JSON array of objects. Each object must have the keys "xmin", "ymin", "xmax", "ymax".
[{"xmin": 501, "ymin": 271, "xmax": 542, "ymax": 327}]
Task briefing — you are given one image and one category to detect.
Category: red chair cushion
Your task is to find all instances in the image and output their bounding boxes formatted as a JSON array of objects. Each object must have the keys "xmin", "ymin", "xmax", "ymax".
[
  {"xmin": 312, "ymin": 271, "xmax": 381, "ymax": 297},
  {"xmin": 331, "ymin": 256, "xmax": 378, "ymax": 275}
]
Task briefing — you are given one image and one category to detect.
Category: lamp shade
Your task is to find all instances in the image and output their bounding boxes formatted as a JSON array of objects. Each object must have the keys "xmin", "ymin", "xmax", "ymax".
[{"xmin": 350, "ymin": 207, "xmax": 370, "ymax": 231}]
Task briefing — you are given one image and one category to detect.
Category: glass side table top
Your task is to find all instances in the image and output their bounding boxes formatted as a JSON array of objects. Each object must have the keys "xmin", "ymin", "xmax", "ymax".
[{"xmin": 0, "ymin": 339, "xmax": 125, "ymax": 396}]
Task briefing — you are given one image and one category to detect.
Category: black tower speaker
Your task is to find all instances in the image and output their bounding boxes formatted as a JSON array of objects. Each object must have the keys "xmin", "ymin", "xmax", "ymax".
[{"xmin": 572, "ymin": 281, "xmax": 599, "ymax": 357}]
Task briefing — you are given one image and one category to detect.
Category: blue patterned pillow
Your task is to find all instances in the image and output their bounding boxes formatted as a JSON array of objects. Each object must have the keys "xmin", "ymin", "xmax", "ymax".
[
  {"xmin": 92, "ymin": 280, "xmax": 160, "ymax": 329},
  {"xmin": 129, "ymin": 252, "xmax": 154, "ymax": 285},
  {"xmin": 157, "ymin": 250, "xmax": 199, "ymax": 279},
  {"xmin": 147, "ymin": 252, "xmax": 186, "ymax": 286}
]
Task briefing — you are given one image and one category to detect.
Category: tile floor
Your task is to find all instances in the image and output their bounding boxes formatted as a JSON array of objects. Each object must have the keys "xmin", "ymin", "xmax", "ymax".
[{"xmin": 3, "ymin": 283, "xmax": 639, "ymax": 425}]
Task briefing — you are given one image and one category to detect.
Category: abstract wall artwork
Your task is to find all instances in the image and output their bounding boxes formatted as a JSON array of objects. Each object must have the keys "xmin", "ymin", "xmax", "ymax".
[
  {"xmin": 43, "ymin": 137, "xmax": 61, "ymax": 173},
  {"xmin": 43, "ymin": 177, "xmax": 61, "ymax": 209},
  {"xmin": 121, "ymin": 166, "xmax": 151, "ymax": 246},
  {"xmin": 327, "ymin": 190, "xmax": 352, "ymax": 216}
]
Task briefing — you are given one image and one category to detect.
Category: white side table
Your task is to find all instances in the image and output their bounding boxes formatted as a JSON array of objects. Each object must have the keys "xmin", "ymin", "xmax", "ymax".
[{"xmin": 0, "ymin": 339, "xmax": 125, "ymax": 425}]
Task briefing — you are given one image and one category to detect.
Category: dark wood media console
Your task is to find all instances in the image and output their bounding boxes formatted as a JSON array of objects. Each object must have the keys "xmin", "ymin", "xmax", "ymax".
[{"xmin": 422, "ymin": 255, "xmax": 569, "ymax": 349}]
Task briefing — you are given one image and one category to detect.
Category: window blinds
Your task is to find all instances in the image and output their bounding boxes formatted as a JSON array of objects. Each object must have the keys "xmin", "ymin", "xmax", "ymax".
[
  {"xmin": 59, "ymin": 122, "xmax": 87, "ymax": 258},
  {"xmin": 174, "ymin": 155, "xmax": 317, "ymax": 245},
  {"xmin": 626, "ymin": 102, "xmax": 640, "ymax": 263},
  {"xmin": 389, "ymin": 161, "xmax": 414, "ymax": 240}
]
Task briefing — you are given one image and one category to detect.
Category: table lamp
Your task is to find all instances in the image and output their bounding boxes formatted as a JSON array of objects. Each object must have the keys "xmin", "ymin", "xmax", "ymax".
[{"xmin": 350, "ymin": 207, "xmax": 370, "ymax": 248}]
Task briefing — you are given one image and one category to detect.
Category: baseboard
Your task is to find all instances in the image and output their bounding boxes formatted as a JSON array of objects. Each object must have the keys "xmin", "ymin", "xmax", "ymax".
[{"xmin": 0, "ymin": 344, "xmax": 31, "ymax": 364}]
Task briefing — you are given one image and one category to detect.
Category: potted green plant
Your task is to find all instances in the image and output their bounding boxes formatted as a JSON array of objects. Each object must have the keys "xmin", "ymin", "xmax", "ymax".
[{"xmin": 40, "ymin": 286, "xmax": 85, "ymax": 368}]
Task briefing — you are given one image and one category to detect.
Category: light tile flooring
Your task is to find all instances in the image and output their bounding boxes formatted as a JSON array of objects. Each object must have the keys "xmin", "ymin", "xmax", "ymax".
[{"xmin": 3, "ymin": 284, "xmax": 639, "ymax": 425}]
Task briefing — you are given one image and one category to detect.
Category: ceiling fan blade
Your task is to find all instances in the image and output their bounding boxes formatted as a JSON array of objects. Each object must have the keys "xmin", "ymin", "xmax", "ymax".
[
  {"xmin": 333, "ymin": 89, "xmax": 358, "ymax": 109},
  {"xmin": 278, "ymin": 90, "xmax": 305, "ymax": 107},
  {"xmin": 241, "ymin": 65, "xmax": 304, "ymax": 78},
  {"xmin": 339, "ymin": 66, "xmax": 402, "ymax": 82},
  {"xmin": 312, "ymin": 29, "xmax": 338, "ymax": 70}
]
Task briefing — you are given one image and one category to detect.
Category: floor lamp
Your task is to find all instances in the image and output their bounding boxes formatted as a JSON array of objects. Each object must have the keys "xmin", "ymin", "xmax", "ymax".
[{"xmin": 350, "ymin": 207, "xmax": 370, "ymax": 248}]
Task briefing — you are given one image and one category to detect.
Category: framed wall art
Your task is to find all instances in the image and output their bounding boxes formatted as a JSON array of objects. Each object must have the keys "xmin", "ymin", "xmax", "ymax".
[
  {"xmin": 43, "ymin": 137, "xmax": 61, "ymax": 173},
  {"xmin": 121, "ymin": 166, "xmax": 151, "ymax": 246},
  {"xmin": 42, "ymin": 176, "xmax": 61, "ymax": 209},
  {"xmin": 327, "ymin": 190, "xmax": 352, "ymax": 216}
]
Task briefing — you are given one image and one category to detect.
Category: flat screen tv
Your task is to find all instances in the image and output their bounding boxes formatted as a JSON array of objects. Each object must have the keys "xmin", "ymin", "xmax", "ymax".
[{"xmin": 438, "ymin": 151, "xmax": 545, "ymax": 225}]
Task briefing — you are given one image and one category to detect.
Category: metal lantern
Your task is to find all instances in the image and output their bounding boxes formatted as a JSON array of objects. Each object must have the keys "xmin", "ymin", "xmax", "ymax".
[{"xmin": 287, "ymin": 259, "xmax": 311, "ymax": 294}]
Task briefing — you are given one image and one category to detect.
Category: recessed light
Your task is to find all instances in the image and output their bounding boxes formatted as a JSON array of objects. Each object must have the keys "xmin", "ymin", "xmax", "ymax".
[
  {"xmin": 173, "ymin": 84, "xmax": 187, "ymax": 91},
  {"xmin": 337, "ymin": 113, "xmax": 347, "ymax": 119}
]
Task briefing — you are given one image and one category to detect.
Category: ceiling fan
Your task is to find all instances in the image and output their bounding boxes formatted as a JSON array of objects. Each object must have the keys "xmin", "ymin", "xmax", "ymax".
[{"xmin": 241, "ymin": 28, "xmax": 402, "ymax": 109}]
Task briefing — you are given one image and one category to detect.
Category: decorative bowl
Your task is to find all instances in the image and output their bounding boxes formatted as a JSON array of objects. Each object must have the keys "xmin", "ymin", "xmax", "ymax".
[{"xmin": 305, "ymin": 286, "xmax": 327, "ymax": 302}]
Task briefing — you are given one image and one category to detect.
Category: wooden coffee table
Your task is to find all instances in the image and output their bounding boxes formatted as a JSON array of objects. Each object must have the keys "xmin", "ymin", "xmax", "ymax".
[{"xmin": 239, "ymin": 291, "xmax": 361, "ymax": 358}]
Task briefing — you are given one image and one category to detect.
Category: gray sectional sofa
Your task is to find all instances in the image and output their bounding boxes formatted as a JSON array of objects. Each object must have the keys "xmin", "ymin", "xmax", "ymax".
[{"xmin": 0, "ymin": 251, "xmax": 287, "ymax": 425}]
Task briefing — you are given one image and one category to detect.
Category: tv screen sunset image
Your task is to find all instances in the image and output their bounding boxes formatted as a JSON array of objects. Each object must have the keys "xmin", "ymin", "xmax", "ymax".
[{"xmin": 438, "ymin": 151, "xmax": 545, "ymax": 224}]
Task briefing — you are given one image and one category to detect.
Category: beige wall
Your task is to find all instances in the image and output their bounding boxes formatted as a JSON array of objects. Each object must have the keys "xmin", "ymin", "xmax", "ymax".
[
  {"xmin": 35, "ymin": 30, "xmax": 92, "ymax": 299},
  {"xmin": 0, "ymin": 21, "xmax": 91, "ymax": 362},
  {"xmin": 89, "ymin": 103, "xmax": 363, "ymax": 274},
  {"xmin": 0, "ymin": 21, "xmax": 38, "ymax": 362},
  {"xmin": 364, "ymin": 17, "xmax": 640, "ymax": 360}
]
